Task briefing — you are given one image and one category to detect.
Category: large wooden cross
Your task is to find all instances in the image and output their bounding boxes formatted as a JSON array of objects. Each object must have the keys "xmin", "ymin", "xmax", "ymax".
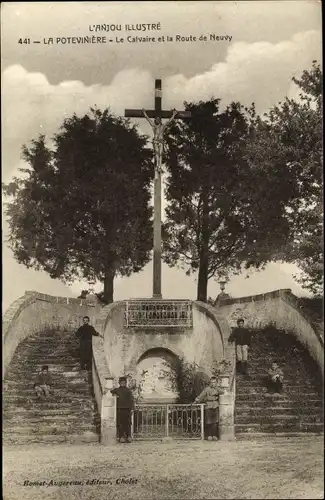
[{"xmin": 125, "ymin": 79, "xmax": 191, "ymax": 299}]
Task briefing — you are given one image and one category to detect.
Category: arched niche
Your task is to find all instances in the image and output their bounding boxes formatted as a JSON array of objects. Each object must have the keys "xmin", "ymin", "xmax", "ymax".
[{"xmin": 135, "ymin": 347, "xmax": 179, "ymax": 403}]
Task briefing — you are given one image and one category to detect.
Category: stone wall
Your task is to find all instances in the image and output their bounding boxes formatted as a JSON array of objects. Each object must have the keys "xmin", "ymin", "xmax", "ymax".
[
  {"xmin": 96, "ymin": 300, "xmax": 232, "ymax": 380},
  {"xmin": 92, "ymin": 336, "xmax": 110, "ymax": 415},
  {"xmin": 218, "ymin": 288, "xmax": 324, "ymax": 375},
  {"xmin": 3, "ymin": 291, "xmax": 98, "ymax": 376}
]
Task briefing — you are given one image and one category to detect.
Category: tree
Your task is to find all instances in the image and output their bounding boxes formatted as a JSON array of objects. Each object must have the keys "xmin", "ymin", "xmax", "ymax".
[
  {"xmin": 162, "ymin": 99, "xmax": 291, "ymax": 302},
  {"xmin": 248, "ymin": 61, "xmax": 323, "ymax": 296},
  {"xmin": 3, "ymin": 108, "xmax": 154, "ymax": 303}
]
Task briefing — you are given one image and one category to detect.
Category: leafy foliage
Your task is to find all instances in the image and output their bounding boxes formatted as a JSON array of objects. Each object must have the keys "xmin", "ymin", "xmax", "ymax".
[
  {"xmin": 211, "ymin": 359, "xmax": 233, "ymax": 379},
  {"xmin": 163, "ymin": 99, "xmax": 291, "ymax": 301},
  {"xmin": 296, "ymin": 296, "xmax": 324, "ymax": 338},
  {"xmin": 163, "ymin": 358, "xmax": 210, "ymax": 403},
  {"xmin": 2, "ymin": 108, "xmax": 154, "ymax": 302},
  {"xmin": 163, "ymin": 62, "xmax": 323, "ymax": 300},
  {"xmin": 247, "ymin": 61, "xmax": 323, "ymax": 296}
]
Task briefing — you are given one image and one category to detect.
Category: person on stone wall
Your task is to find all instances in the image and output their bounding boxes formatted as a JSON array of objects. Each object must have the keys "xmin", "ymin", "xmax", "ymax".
[
  {"xmin": 75, "ymin": 316, "xmax": 103, "ymax": 370},
  {"xmin": 194, "ymin": 376, "xmax": 224, "ymax": 441},
  {"xmin": 228, "ymin": 318, "xmax": 252, "ymax": 375},
  {"xmin": 110, "ymin": 377, "xmax": 135, "ymax": 443},
  {"xmin": 34, "ymin": 365, "xmax": 52, "ymax": 398}
]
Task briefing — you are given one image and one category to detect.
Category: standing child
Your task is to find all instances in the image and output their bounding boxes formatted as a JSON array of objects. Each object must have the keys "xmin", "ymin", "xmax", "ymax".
[
  {"xmin": 195, "ymin": 376, "xmax": 224, "ymax": 441},
  {"xmin": 110, "ymin": 377, "xmax": 135, "ymax": 443},
  {"xmin": 34, "ymin": 365, "xmax": 52, "ymax": 398},
  {"xmin": 228, "ymin": 318, "xmax": 252, "ymax": 375}
]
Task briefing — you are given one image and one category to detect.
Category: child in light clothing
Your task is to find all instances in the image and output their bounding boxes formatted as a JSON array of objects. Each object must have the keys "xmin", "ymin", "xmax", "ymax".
[{"xmin": 195, "ymin": 377, "xmax": 224, "ymax": 441}]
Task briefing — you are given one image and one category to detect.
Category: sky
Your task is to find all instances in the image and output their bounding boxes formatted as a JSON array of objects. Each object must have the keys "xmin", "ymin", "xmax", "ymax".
[{"xmin": 1, "ymin": 1, "xmax": 322, "ymax": 311}]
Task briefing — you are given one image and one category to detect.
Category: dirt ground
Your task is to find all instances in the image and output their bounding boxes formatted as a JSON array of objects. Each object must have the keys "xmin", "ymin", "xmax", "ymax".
[{"xmin": 3, "ymin": 436, "xmax": 324, "ymax": 500}]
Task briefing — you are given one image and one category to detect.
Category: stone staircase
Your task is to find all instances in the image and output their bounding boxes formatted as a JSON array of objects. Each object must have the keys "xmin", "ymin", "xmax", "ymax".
[
  {"xmin": 3, "ymin": 329, "xmax": 100, "ymax": 444},
  {"xmin": 235, "ymin": 328, "xmax": 323, "ymax": 438}
]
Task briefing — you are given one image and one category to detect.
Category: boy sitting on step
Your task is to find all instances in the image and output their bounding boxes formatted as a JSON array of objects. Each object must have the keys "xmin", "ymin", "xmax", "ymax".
[
  {"xmin": 34, "ymin": 365, "xmax": 52, "ymax": 398},
  {"xmin": 267, "ymin": 362, "xmax": 284, "ymax": 394}
]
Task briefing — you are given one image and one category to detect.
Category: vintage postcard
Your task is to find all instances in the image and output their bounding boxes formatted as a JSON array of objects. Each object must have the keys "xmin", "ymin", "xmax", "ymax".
[{"xmin": 2, "ymin": 1, "xmax": 323, "ymax": 499}]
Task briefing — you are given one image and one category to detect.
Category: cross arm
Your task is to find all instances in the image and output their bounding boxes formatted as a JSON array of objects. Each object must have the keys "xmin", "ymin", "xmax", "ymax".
[{"xmin": 125, "ymin": 109, "xmax": 191, "ymax": 119}]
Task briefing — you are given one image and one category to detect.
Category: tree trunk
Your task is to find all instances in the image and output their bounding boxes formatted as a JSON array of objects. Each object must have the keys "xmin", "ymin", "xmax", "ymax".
[
  {"xmin": 103, "ymin": 267, "xmax": 115, "ymax": 304},
  {"xmin": 197, "ymin": 193, "xmax": 210, "ymax": 302},
  {"xmin": 197, "ymin": 251, "xmax": 209, "ymax": 302}
]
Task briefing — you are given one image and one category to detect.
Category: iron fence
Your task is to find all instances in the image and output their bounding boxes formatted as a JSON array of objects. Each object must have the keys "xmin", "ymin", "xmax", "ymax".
[
  {"xmin": 125, "ymin": 299, "xmax": 193, "ymax": 328},
  {"xmin": 131, "ymin": 403, "xmax": 205, "ymax": 440}
]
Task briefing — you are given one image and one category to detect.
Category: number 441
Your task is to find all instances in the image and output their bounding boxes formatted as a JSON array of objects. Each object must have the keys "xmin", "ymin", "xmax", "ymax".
[{"xmin": 18, "ymin": 38, "xmax": 31, "ymax": 44}]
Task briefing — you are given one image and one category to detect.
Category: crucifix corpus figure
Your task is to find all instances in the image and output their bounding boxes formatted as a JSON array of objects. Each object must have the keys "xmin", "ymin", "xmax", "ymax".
[
  {"xmin": 142, "ymin": 108, "xmax": 178, "ymax": 173},
  {"xmin": 125, "ymin": 79, "xmax": 191, "ymax": 298}
]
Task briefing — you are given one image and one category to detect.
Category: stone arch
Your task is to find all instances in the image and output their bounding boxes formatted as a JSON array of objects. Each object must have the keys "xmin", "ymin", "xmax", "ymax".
[
  {"xmin": 126, "ymin": 338, "xmax": 184, "ymax": 374},
  {"xmin": 134, "ymin": 347, "xmax": 180, "ymax": 403},
  {"xmin": 137, "ymin": 346, "xmax": 179, "ymax": 366}
]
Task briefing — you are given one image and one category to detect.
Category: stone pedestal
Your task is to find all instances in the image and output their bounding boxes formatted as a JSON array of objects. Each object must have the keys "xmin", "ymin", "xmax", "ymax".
[
  {"xmin": 100, "ymin": 377, "xmax": 117, "ymax": 446},
  {"xmin": 219, "ymin": 392, "xmax": 235, "ymax": 441}
]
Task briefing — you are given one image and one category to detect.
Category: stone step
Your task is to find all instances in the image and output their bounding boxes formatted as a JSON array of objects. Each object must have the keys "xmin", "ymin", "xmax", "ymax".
[
  {"xmin": 13, "ymin": 360, "xmax": 81, "ymax": 366},
  {"xmin": 235, "ymin": 401, "xmax": 323, "ymax": 409},
  {"xmin": 6, "ymin": 364, "xmax": 81, "ymax": 373},
  {"xmin": 21, "ymin": 339, "xmax": 76, "ymax": 345},
  {"xmin": 236, "ymin": 395, "xmax": 322, "ymax": 403},
  {"xmin": 235, "ymin": 414, "xmax": 323, "ymax": 424},
  {"xmin": 5, "ymin": 371, "xmax": 86, "ymax": 381},
  {"xmin": 21, "ymin": 339, "xmax": 74, "ymax": 344},
  {"xmin": 4, "ymin": 403, "xmax": 96, "ymax": 413},
  {"xmin": 4, "ymin": 409, "xmax": 96, "ymax": 420},
  {"xmin": 236, "ymin": 431, "xmax": 324, "ymax": 440},
  {"xmin": 4, "ymin": 390, "xmax": 93, "ymax": 398},
  {"xmin": 235, "ymin": 392, "xmax": 321, "ymax": 400},
  {"xmin": 3, "ymin": 423, "xmax": 98, "ymax": 435},
  {"xmin": 247, "ymin": 359, "xmax": 311, "ymax": 365},
  {"xmin": 238, "ymin": 368, "xmax": 319, "ymax": 377},
  {"xmin": 7, "ymin": 369, "xmax": 89, "ymax": 378},
  {"xmin": 4, "ymin": 409, "xmax": 96, "ymax": 419},
  {"xmin": 14, "ymin": 345, "xmax": 78, "ymax": 350},
  {"xmin": 9, "ymin": 358, "xmax": 81, "ymax": 365},
  {"xmin": 243, "ymin": 359, "xmax": 316, "ymax": 366},
  {"xmin": 3, "ymin": 394, "xmax": 95, "ymax": 403},
  {"xmin": 235, "ymin": 422, "xmax": 324, "ymax": 433},
  {"xmin": 3, "ymin": 432, "xmax": 99, "ymax": 445},
  {"xmin": 5, "ymin": 369, "xmax": 86, "ymax": 377},
  {"xmin": 235, "ymin": 399, "xmax": 323, "ymax": 409},
  {"xmin": 235, "ymin": 407, "xmax": 324, "ymax": 417},
  {"xmin": 4, "ymin": 415, "xmax": 97, "ymax": 427},
  {"xmin": 235, "ymin": 385, "xmax": 320, "ymax": 393},
  {"xmin": 236, "ymin": 380, "xmax": 317, "ymax": 388},
  {"xmin": 5, "ymin": 382, "xmax": 92, "ymax": 391},
  {"xmin": 4, "ymin": 379, "xmax": 88, "ymax": 389},
  {"xmin": 236, "ymin": 372, "xmax": 317, "ymax": 380},
  {"xmin": 4, "ymin": 329, "xmax": 100, "ymax": 446}
]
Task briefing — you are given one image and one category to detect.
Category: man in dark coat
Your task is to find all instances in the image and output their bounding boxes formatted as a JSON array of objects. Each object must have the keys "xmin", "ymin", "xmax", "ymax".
[
  {"xmin": 110, "ymin": 377, "xmax": 135, "ymax": 443},
  {"xmin": 75, "ymin": 316, "xmax": 103, "ymax": 370},
  {"xmin": 228, "ymin": 318, "xmax": 252, "ymax": 375}
]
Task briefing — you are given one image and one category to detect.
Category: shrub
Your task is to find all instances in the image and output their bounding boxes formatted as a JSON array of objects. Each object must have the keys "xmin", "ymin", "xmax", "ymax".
[{"xmin": 163, "ymin": 358, "xmax": 210, "ymax": 403}]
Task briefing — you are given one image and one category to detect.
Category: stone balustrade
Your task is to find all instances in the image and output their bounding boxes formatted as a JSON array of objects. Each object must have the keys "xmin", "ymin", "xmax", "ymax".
[
  {"xmin": 3, "ymin": 291, "xmax": 98, "ymax": 376},
  {"xmin": 218, "ymin": 288, "xmax": 324, "ymax": 376}
]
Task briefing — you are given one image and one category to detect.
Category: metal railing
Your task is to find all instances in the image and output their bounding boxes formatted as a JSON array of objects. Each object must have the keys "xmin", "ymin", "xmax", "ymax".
[
  {"xmin": 125, "ymin": 299, "xmax": 193, "ymax": 328},
  {"xmin": 131, "ymin": 403, "xmax": 205, "ymax": 440}
]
